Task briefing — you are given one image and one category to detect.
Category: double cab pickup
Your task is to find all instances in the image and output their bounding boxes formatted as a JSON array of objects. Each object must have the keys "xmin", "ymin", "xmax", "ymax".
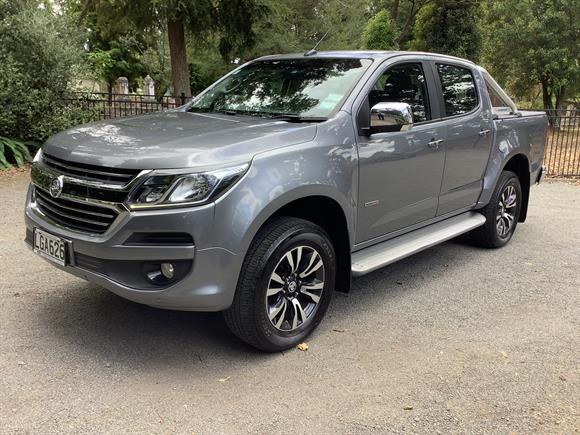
[{"xmin": 26, "ymin": 51, "xmax": 547, "ymax": 351}]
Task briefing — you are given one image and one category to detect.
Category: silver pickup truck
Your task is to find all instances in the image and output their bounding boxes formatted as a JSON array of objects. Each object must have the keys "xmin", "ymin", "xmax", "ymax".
[{"xmin": 25, "ymin": 51, "xmax": 547, "ymax": 351}]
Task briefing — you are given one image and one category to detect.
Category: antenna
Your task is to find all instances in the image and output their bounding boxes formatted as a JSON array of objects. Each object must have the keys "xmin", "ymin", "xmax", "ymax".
[{"xmin": 304, "ymin": 30, "xmax": 329, "ymax": 56}]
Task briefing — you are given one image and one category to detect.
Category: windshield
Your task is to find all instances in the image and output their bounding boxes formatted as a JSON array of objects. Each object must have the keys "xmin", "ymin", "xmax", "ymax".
[{"xmin": 189, "ymin": 58, "xmax": 373, "ymax": 119}]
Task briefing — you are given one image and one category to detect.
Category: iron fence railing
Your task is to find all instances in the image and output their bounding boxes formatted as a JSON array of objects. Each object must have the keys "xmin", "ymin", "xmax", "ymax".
[
  {"xmin": 542, "ymin": 109, "xmax": 580, "ymax": 177},
  {"xmin": 67, "ymin": 92, "xmax": 192, "ymax": 120}
]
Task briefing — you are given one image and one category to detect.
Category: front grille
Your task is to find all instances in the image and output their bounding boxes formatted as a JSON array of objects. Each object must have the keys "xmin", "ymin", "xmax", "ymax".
[
  {"xmin": 42, "ymin": 153, "xmax": 140, "ymax": 185},
  {"xmin": 34, "ymin": 187, "xmax": 118, "ymax": 234}
]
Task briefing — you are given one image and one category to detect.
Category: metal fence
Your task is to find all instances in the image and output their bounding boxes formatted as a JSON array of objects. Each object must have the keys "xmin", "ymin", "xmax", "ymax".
[
  {"xmin": 68, "ymin": 92, "xmax": 192, "ymax": 120},
  {"xmin": 64, "ymin": 94, "xmax": 580, "ymax": 177},
  {"xmin": 543, "ymin": 109, "xmax": 580, "ymax": 177}
]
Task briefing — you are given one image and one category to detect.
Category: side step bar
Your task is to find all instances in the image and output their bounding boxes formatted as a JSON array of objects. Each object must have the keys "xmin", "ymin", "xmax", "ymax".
[{"xmin": 351, "ymin": 212, "xmax": 486, "ymax": 277}]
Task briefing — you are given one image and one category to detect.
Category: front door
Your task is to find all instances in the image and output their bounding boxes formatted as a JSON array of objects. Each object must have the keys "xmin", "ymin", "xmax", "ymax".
[{"xmin": 356, "ymin": 62, "xmax": 446, "ymax": 243}]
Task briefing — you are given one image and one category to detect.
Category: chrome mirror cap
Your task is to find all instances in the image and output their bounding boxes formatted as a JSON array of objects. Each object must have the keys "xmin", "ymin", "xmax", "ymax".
[{"xmin": 370, "ymin": 102, "xmax": 414, "ymax": 132}]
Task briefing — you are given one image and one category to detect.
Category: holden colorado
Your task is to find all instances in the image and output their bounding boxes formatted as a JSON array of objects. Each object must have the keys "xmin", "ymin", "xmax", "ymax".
[{"xmin": 26, "ymin": 51, "xmax": 547, "ymax": 351}]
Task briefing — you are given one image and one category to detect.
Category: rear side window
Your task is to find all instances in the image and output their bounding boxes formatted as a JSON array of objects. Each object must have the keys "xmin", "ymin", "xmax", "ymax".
[
  {"xmin": 486, "ymin": 81, "xmax": 514, "ymax": 117},
  {"xmin": 436, "ymin": 64, "xmax": 478, "ymax": 117}
]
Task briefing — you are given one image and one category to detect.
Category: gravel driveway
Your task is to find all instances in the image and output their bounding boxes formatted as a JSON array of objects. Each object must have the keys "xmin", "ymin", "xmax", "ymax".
[{"xmin": 1, "ymin": 172, "xmax": 578, "ymax": 434}]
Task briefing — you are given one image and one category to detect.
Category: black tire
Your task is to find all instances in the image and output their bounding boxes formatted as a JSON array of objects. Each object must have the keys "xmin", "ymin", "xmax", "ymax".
[
  {"xmin": 224, "ymin": 217, "xmax": 336, "ymax": 352},
  {"xmin": 472, "ymin": 170, "xmax": 522, "ymax": 248}
]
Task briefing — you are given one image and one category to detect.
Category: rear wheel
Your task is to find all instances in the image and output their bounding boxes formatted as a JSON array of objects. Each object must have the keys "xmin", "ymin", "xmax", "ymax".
[
  {"xmin": 224, "ymin": 217, "xmax": 336, "ymax": 352},
  {"xmin": 472, "ymin": 170, "xmax": 522, "ymax": 248}
]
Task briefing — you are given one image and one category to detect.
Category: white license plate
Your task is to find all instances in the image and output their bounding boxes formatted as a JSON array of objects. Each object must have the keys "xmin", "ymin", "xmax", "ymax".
[{"xmin": 33, "ymin": 228, "xmax": 68, "ymax": 266}]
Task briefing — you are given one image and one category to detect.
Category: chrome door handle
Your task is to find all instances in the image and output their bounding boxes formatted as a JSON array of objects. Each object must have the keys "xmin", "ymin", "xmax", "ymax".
[
  {"xmin": 479, "ymin": 129, "xmax": 491, "ymax": 137},
  {"xmin": 428, "ymin": 139, "xmax": 444, "ymax": 149}
]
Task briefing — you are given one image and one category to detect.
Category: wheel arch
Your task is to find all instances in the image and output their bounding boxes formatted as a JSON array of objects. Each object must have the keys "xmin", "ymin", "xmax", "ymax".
[
  {"xmin": 243, "ymin": 190, "xmax": 353, "ymax": 293},
  {"xmin": 269, "ymin": 195, "xmax": 352, "ymax": 293}
]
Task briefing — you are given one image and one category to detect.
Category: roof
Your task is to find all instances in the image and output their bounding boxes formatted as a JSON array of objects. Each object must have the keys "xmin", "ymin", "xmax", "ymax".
[{"xmin": 255, "ymin": 50, "xmax": 477, "ymax": 66}]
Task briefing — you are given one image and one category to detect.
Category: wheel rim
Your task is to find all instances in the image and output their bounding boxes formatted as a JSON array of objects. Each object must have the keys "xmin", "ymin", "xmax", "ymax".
[
  {"xmin": 266, "ymin": 245, "xmax": 325, "ymax": 332},
  {"xmin": 496, "ymin": 184, "xmax": 517, "ymax": 238}
]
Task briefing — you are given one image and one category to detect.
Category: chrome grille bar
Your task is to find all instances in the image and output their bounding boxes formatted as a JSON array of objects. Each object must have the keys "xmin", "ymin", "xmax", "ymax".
[
  {"xmin": 34, "ymin": 189, "xmax": 115, "ymax": 219},
  {"xmin": 34, "ymin": 187, "xmax": 119, "ymax": 235},
  {"xmin": 42, "ymin": 153, "xmax": 139, "ymax": 184}
]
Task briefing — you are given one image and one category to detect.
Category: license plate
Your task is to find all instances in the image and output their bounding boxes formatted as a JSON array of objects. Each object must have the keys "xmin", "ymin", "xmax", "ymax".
[{"xmin": 33, "ymin": 228, "xmax": 68, "ymax": 266}]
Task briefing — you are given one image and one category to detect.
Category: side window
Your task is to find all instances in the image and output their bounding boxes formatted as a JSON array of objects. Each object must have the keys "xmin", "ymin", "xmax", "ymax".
[
  {"xmin": 436, "ymin": 64, "xmax": 478, "ymax": 117},
  {"xmin": 486, "ymin": 81, "xmax": 513, "ymax": 117},
  {"xmin": 369, "ymin": 63, "xmax": 431, "ymax": 122}
]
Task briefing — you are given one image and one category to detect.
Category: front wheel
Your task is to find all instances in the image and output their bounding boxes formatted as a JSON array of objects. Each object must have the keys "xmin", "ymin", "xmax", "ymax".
[
  {"xmin": 472, "ymin": 170, "xmax": 522, "ymax": 248},
  {"xmin": 224, "ymin": 217, "xmax": 336, "ymax": 352}
]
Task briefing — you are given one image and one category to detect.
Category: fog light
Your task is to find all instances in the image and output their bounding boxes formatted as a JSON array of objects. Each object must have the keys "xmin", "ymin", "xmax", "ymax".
[{"xmin": 161, "ymin": 262, "xmax": 175, "ymax": 279}]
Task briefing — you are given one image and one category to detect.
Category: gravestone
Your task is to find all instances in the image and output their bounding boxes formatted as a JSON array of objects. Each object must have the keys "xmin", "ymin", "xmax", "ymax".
[
  {"xmin": 115, "ymin": 77, "xmax": 129, "ymax": 101},
  {"xmin": 144, "ymin": 75, "xmax": 155, "ymax": 100}
]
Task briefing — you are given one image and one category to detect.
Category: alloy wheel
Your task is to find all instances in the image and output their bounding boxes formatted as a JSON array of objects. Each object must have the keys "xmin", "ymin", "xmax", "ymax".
[
  {"xmin": 496, "ymin": 184, "xmax": 518, "ymax": 238},
  {"xmin": 266, "ymin": 245, "xmax": 325, "ymax": 332}
]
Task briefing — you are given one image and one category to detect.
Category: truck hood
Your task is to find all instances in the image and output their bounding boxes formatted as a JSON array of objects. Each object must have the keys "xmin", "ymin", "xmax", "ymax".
[{"xmin": 43, "ymin": 111, "xmax": 318, "ymax": 170}]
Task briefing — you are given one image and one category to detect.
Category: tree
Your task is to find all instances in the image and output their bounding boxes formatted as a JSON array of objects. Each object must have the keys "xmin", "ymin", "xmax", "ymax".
[
  {"xmin": 361, "ymin": 10, "xmax": 398, "ymax": 50},
  {"xmin": 0, "ymin": 1, "xmax": 92, "ymax": 143},
  {"xmin": 106, "ymin": 0, "xmax": 267, "ymax": 98},
  {"xmin": 87, "ymin": 42, "xmax": 146, "ymax": 97},
  {"xmin": 482, "ymin": 0, "xmax": 580, "ymax": 111},
  {"xmin": 67, "ymin": 1, "xmax": 147, "ymax": 97},
  {"xmin": 382, "ymin": 0, "xmax": 435, "ymax": 47},
  {"xmin": 410, "ymin": 0, "xmax": 483, "ymax": 61}
]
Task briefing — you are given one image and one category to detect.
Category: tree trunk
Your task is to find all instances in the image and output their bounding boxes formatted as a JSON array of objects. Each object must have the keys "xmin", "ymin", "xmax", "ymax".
[
  {"xmin": 167, "ymin": 19, "xmax": 192, "ymax": 99},
  {"xmin": 541, "ymin": 80, "xmax": 554, "ymax": 111},
  {"xmin": 391, "ymin": 0, "xmax": 400, "ymax": 21},
  {"xmin": 542, "ymin": 80, "xmax": 557, "ymax": 129},
  {"xmin": 395, "ymin": 0, "xmax": 417, "ymax": 45},
  {"xmin": 555, "ymin": 87, "xmax": 566, "ymax": 110}
]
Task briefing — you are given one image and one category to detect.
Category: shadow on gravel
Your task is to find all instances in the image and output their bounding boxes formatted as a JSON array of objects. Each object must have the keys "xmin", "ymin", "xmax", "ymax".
[
  {"xmin": 336, "ymin": 237, "xmax": 480, "ymax": 311},
  {"xmin": 37, "ymin": 236, "xmax": 480, "ymax": 365},
  {"xmin": 38, "ymin": 285, "xmax": 265, "ymax": 369}
]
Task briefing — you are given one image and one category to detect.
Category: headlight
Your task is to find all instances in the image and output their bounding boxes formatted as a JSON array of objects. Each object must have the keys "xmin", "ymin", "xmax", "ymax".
[
  {"xmin": 127, "ymin": 164, "xmax": 249, "ymax": 210},
  {"xmin": 33, "ymin": 148, "xmax": 43, "ymax": 163}
]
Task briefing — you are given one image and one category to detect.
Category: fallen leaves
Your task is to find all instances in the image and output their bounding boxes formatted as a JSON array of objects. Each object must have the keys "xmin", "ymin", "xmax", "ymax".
[
  {"xmin": 403, "ymin": 405, "xmax": 413, "ymax": 410},
  {"xmin": 296, "ymin": 343, "xmax": 309, "ymax": 351}
]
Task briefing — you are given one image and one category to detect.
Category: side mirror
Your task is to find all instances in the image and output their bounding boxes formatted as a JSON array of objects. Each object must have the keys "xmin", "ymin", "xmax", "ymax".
[{"xmin": 369, "ymin": 102, "xmax": 414, "ymax": 134}]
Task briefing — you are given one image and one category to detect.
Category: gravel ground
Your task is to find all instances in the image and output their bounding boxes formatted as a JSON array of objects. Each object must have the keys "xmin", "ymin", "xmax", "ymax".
[{"xmin": 1, "ymin": 172, "xmax": 578, "ymax": 434}]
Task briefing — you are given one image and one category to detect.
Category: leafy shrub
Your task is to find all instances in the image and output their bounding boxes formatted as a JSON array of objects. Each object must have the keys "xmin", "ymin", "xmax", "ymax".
[
  {"xmin": 0, "ymin": 2, "xmax": 90, "ymax": 144},
  {"xmin": 0, "ymin": 137, "xmax": 33, "ymax": 169},
  {"xmin": 361, "ymin": 10, "xmax": 398, "ymax": 51},
  {"xmin": 410, "ymin": 1, "xmax": 483, "ymax": 61}
]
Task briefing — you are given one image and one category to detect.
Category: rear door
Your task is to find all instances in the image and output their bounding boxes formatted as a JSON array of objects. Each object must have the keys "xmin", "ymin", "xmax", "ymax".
[{"xmin": 431, "ymin": 62, "xmax": 493, "ymax": 215}]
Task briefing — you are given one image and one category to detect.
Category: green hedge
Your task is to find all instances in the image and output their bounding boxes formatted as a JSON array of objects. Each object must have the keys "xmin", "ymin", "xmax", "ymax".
[{"xmin": 0, "ymin": 2, "xmax": 94, "ymax": 168}]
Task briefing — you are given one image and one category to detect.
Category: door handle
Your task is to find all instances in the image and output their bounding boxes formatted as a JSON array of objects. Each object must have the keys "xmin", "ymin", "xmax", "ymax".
[
  {"xmin": 428, "ymin": 139, "xmax": 444, "ymax": 149},
  {"xmin": 479, "ymin": 129, "xmax": 491, "ymax": 137}
]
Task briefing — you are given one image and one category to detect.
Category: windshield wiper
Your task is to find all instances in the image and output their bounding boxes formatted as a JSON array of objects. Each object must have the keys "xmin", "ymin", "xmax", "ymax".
[
  {"xmin": 189, "ymin": 107, "xmax": 241, "ymax": 116},
  {"xmin": 270, "ymin": 114, "xmax": 327, "ymax": 123},
  {"xmin": 190, "ymin": 107, "xmax": 327, "ymax": 122}
]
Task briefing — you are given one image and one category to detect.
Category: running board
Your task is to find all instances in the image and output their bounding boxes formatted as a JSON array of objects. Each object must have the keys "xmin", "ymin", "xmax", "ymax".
[{"xmin": 351, "ymin": 212, "xmax": 486, "ymax": 277}]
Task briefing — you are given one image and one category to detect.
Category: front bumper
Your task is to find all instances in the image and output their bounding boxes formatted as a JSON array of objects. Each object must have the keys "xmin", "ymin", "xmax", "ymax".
[{"xmin": 24, "ymin": 185, "xmax": 243, "ymax": 311}]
